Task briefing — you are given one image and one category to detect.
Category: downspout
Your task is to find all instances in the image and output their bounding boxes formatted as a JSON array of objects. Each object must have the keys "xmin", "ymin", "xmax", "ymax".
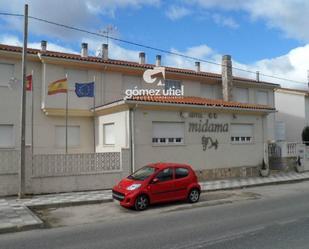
[{"xmin": 129, "ymin": 106, "xmax": 136, "ymax": 174}]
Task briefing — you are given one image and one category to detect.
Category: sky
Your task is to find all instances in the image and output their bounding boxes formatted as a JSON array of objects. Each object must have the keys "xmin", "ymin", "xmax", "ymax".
[{"xmin": 0, "ymin": 0, "xmax": 309, "ymax": 88}]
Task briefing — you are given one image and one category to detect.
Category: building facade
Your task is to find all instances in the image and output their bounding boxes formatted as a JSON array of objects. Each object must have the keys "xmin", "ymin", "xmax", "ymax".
[{"xmin": 0, "ymin": 41, "xmax": 278, "ymax": 194}]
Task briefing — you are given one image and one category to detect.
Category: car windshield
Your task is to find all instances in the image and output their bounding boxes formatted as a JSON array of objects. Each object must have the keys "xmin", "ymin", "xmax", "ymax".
[{"xmin": 128, "ymin": 166, "xmax": 157, "ymax": 181}]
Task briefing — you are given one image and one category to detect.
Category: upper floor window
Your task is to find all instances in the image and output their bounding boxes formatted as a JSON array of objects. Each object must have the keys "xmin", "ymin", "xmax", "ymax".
[
  {"xmin": 256, "ymin": 91, "xmax": 268, "ymax": 105},
  {"xmin": 164, "ymin": 79, "xmax": 181, "ymax": 91},
  {"xmin": 0, "ymin": 124, "xmax": 14, "ymax": 148},
  {"xmin": 0, "ymin": 63, "xmax": 14, "ymax": 86},
  {"xmin": 233, "ymin": 87, "xmax": 249, "ymax": 103}
]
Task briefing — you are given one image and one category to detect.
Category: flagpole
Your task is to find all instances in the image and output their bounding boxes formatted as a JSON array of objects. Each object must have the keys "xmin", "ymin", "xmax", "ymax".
[
  {"xmin": 65, "ymin": 73, "xmax": 68, "ymax": 154},
  {"xmin": 93, "ymin": 76, "xmax": 96, "ymax": 154}
]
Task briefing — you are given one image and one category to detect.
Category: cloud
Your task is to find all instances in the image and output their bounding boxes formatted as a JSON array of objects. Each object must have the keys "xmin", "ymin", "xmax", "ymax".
[
  {"xmin": 166, "ymin": 5, "xmax": 191, "ymax": 21},
  {"xmin": 184, "ymin": 0, "xmax": 309, "ymax": 42},
  {"xmin": 211, "ymin": 13, "xmax": 239, "ymax": 29},
  {"xmin": 164, "ymin": 42, "xmax": 309, "ymax": 89},
  {"xmin": 0, "ymin": 0, "xmax": 160, "ymax": 40}
]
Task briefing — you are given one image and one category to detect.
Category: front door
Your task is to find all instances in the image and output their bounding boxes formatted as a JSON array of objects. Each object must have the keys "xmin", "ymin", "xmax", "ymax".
[{"xmin": 149, "ymin": 167, "xmax": 174, "ymax": 203}]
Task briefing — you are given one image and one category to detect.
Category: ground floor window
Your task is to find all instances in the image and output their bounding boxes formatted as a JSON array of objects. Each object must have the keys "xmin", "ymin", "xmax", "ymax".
[
  {"xmin": 152, "ymin": 122, "xmax": 184, "ymax": 145},
  {"xmin": 103, "ymin": 123, "xmax": 115, "ymax": 145},
  {"xmin": 55, "ymin": 125, "xmax": 80, "ymax": 147},
  {"xmin": 231, "ymin": 124, "xmax": 254, "ymax": 143},
  {"xmin": 0, "ymin": 124, "xmax": 14, "ymax": 148}
]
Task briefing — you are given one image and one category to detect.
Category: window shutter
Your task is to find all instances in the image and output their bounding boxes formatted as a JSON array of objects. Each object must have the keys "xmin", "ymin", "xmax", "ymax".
[
  {"xmin": 103, "ymin": 123, "xmax": 115, "ymax": 145},
  {"xmin": 152, "ymin": 122, "xmax": 184, "ymax": 138},
  {"xmin": 0, "ymin": 63, "xmax": 14, "ymax": 86}
]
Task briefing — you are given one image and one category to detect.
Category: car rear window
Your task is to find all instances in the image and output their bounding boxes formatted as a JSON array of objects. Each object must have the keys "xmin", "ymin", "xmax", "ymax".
[{"xmin": 175, "ymin": 167, "xmax": 189, "ymax": 179}]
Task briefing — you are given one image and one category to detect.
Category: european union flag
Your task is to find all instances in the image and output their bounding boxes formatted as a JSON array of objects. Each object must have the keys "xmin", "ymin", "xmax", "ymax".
[{"xmin": 75, "ymin": 82, "xmax": 94, "ymax": 97}]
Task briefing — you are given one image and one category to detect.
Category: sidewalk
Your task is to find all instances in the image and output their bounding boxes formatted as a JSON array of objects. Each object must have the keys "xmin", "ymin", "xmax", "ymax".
[{"xmin": 1, "ymin": 171, "xmax": 309, "ymax": 234}]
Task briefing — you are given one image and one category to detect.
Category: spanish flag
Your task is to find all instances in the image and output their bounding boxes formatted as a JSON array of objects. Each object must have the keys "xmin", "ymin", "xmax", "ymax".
[{"xmin": 48, "ymin": 78, "xmax": 68, "ymax": 95}]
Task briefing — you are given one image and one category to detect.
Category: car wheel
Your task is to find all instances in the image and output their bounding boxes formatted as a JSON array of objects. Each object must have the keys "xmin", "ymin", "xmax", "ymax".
[
  {"xmin": 188, "ymin": 188, "xmax": 200, "ymax": 203},
  {"xmin": 134, "ymin": 194, "xmax": 149, "ymax": 211}
]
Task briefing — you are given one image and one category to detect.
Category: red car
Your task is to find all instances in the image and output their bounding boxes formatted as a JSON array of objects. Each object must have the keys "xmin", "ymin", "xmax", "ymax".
[{"xmin": 112, "ymin": 163, "xmax": 201, "ymax": 211}]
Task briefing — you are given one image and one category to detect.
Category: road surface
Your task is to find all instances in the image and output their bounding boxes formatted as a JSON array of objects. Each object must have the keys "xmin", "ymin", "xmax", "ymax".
[{"xmin": 1, "ymin": 181, "xmax": 309, "ymax": 249}]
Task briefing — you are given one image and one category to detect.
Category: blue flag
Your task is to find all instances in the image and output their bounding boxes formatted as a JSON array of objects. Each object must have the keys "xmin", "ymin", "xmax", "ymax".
[{"xmin": 75, "ymin": 82, "xmax": 94, "ymax": 97}]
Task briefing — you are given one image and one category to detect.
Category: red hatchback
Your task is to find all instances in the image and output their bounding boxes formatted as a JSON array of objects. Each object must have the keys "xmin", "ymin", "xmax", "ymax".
[{"xmin": 112, "ymin": 163, "xmax": 201, "ymax": 211}]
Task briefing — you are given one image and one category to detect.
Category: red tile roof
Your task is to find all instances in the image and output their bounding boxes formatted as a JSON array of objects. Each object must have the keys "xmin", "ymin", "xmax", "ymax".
[
  {"xmin": 0, "ymin": 43, "xmax": 278, "ymax": 86},
  {"xmin": 127, "ymin": 95, "xmax": 275, "ymax": 111}
]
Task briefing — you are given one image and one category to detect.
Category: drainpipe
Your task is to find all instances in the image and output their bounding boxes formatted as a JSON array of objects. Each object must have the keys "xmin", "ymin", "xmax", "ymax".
[{"xmin": 129, "ymin": 107, "xmax": 136, "ymax": 174}]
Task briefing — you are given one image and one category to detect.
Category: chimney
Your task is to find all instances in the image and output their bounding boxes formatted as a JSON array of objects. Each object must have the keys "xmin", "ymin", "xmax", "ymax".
[
  {"xmin": 139, "ymin": 52, "xmax": 145, "ymax": 64},
  {"xmin": 41, "ymin": 40, "xmax": 47, "ymax": 52},
  {"xmin": 195, "ymin": 61, "xmax": 200, "ymax": 72},
  {"xmin": 155, "ymin": 55, "xmax": 161, "ymax": 67},
  {"xmin": 81, "ymin": 43, "xmax": 88, "ymax": 58},
  {"xmin": 222, "ymin": 55, "xmax": 233, "ymax": 102},
  {"xmin": 102, "ymin": 43, "xmax": 108, "ymax": 60}
]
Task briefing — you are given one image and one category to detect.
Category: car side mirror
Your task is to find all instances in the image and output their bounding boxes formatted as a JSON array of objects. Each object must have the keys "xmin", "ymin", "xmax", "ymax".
[{"xmin": 151, "ymin": 178, "xmax": 159, "ymax": 184}]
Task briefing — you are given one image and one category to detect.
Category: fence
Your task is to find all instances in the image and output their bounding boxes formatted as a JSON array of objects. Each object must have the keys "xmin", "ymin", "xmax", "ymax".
[
  {"xmin": 268, "ymin": 142, "xmax": 298, "ymax": 158},
  {"xmin": 0, "ymin": 149, "xmax": 130, "ymax": 196}
]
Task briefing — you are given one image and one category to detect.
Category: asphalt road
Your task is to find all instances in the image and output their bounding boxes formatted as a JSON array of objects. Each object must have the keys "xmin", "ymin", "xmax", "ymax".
[{"xmin": 1, "ymin": 181, "xmax": 309, "ymax": 249}]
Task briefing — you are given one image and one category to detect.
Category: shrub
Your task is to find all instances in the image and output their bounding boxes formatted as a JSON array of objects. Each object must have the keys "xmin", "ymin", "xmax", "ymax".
[{"xmin": 302, "ymin": 126, "xmax": 309, "ymax": 145}]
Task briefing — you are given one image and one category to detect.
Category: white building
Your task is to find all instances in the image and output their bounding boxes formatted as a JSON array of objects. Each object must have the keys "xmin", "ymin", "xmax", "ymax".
[{"xmin": 0, "ymin": 41, "xmax": 278, "ymax": 195}]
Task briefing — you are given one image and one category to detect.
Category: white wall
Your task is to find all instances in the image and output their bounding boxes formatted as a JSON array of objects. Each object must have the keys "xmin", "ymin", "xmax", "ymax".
[
  {"xmin": 132, "ymin": 109, "xmax": 265, "ymax": 171},
  {"xmin": 275, "ymin": 91, "xmax": 305, "ymax": 142}
]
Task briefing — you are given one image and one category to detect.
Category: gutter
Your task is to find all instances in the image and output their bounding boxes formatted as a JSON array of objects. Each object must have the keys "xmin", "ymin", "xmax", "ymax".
[
  {"xmin": 129, "ymin": 106, "xmax": 136, "ymax": 174},
  {"xmin": 124, "ymin": 100, "xmax": 276, "ymax": 114}
]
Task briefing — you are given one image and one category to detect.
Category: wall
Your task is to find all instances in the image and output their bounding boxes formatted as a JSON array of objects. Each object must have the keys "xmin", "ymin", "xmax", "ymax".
[
  {"xmin": 132, "ymin": 108, "xmax": 265, "ymax": 173},
  {"xmin": 96, "ymin": 111, "xmax": 130, "ymax": 152},
  {"xmin": 275, "ymin": 91, "xmax": 305, "ymax": 142}
]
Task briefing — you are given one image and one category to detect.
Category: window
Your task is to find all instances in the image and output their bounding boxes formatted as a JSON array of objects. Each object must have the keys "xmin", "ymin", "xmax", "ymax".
[
  {"xmin": 231, "ymin": 124, "xmax": 254, "ymax": 144},
  {"xmin": 164, "ymin": 79, "xmax": 181, "ymax": 91},
  {"xmin": 0, "ymin": 125, "xmax": 14, "ymax": 148},
  {"xmin": 152, "ymin": 122, "xmax": 184, "ymax": 145},
  {"xmin": 233, "ymin": 88, "xmax": 249, "ymax": 103},
  {"xmin": 55, "ymin": 126, "xmax": 80, "ymax": 147},
  {"xmin": 0, "ymin": 63, "xmax": 14, "ymax": 86},
  {"xmin": 201, "ymin": 84, "xmax": 215, "ymax": 99},
  {"xmin": 256, "ymin": 91, "xmax": 268, "ymax": 105},
  {"xmin": 156, "ymin": 168, "xmax": 173, "ymax": 182},
  {"xmin": 175, "ymin": 168, "xmax": 189, "ymax": 179},
  {"xmin": 103, "ymin": 123, "xmax": 115, "ymax": 145}
]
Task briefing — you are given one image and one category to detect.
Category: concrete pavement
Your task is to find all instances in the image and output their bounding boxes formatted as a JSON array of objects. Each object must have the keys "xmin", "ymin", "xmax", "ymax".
[{"xmin": 1, "ymin": 171, "xmax": 309, "ymax": 234}]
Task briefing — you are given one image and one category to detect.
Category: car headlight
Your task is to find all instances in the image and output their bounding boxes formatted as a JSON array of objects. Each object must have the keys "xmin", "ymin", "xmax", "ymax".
[{"xmin": 126, "ymin": 184, "xmax": 141, "ymax": 191}]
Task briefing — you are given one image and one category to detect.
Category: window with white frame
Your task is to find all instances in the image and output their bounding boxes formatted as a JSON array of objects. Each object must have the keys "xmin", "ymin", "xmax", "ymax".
[
  {"xmin": 231, "ymin": 124, "xmax": 254, "ymax": 143},
  {"xmin": 103, "ymin": 123, "xmax": 115, "ymax": 145},
  {"xmin": 164, "ymin": 79, "xmax": 182, "ymax": 91},
  {"xmin": 256, "ymin": 90, "xmax": 268, "ymax": 105},
  {"xmin": 0, "ymin": 63, "xmax": 14, "ymax": 86},
  {"xmin": 0, "ymin": 125, "xmax": 14, "ymax": 148},
  {"xmin": 233, "ymin": 87, "xmax": 249, "ymax": 103},
  {"xmin": 152, "ymin": 122, "xmax": 184, "ymax": 145},
  {"xmin": 55, "ymin": 126, "xmax": 80, "ymax": 147}
]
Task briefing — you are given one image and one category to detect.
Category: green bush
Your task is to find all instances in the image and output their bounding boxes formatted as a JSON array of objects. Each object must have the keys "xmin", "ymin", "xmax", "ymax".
[{"xmin": 302, "ymin": 126, "xmax": 309, "ymax": 145}]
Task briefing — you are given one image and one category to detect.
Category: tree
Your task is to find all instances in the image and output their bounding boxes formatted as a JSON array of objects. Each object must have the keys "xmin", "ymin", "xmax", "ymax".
[{"xmin": 302, "ymin": 126, "xmax": 309, "ymax": 145}]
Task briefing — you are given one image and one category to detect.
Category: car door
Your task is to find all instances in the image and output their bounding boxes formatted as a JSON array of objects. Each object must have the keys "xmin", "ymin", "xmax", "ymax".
[
  {"xmin": 149, "ymin": 167, "xmax": 174, "ymax": 203},
  {"xmin": 173, "ymin": 167, "xmax": 191, "ymax": 200}
]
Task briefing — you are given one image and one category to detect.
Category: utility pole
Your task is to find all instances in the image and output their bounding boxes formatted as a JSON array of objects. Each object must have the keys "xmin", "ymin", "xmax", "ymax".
[{"xmin": 19, "ymin": 4, "xmax": 28, "ymax": 198}]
